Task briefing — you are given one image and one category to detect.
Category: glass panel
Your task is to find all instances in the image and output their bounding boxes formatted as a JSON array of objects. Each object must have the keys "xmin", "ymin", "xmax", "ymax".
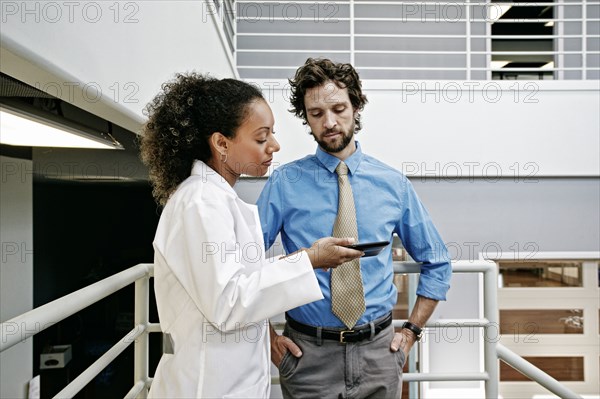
[
  {"xmin": 498, "ymin": 261, "xmax": 583, "ymax": 287},
  {"xmin": 500, "ymin": 309, "xmax": 584, "ymax": 334},
  {"xmin": 501, "ymin": 356, "xmax": 584, "ymax": 381},
  {"xmin": 490, "ymin": 0, "xmax": 555, "ymax": 80}
]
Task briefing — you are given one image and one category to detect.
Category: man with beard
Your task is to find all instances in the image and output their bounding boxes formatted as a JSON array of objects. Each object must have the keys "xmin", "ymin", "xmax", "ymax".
[{"xmin": 256, "ymin": 58, "xmax": 452, "ymax": 398}]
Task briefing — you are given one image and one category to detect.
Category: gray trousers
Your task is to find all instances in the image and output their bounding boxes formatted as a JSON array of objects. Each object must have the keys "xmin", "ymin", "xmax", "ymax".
[{"xmin": 278, "ymin": 319, "xmax": 406, "ymax": 399}]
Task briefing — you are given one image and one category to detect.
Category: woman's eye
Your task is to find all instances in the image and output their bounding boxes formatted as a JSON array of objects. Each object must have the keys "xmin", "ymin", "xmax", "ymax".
[{"xmin": 257, "ymin": 140, "xmax": 267, "ymax": 144}]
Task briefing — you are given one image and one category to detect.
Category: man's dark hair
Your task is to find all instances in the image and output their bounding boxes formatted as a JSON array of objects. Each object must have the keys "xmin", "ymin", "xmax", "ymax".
[{"xmin": 288, "ymin": 58, "xmax": 368, "ymax": 131}]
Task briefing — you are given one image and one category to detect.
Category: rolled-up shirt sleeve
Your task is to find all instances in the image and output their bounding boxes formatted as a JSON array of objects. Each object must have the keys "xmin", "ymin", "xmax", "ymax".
[
  {"xmin": 256, "ymin": 169, "xmax": 284, "ymax": 250},
  {"xmin": 395, "ymin": 176, "xmax": 452, "ymax": 301}
]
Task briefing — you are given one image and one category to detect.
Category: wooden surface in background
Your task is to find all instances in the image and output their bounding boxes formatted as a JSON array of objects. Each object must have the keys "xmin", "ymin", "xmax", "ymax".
[
  {"xmin": 501, "ymin": 356, "xmax": 584, "ymax": 381},
  {"xmin": 500, "ymin": 309, "xmax": 583, "ymax": 334}
]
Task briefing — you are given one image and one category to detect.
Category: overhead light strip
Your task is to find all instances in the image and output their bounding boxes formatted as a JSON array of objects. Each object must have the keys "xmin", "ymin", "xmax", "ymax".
[{"xmin": 0, "ymin": 102, "xmax": 123, "ymax": 150}]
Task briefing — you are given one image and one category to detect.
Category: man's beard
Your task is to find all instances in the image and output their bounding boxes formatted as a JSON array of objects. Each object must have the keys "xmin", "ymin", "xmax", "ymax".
[{"xmin": 311, "ymin": 128, "xmax": 354, "ymax": 153}]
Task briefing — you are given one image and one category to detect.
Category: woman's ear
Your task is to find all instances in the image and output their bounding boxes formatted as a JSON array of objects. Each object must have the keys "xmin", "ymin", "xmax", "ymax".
[{"xmin": 210, "ymin": 132, "xmax": 229, "ymax": 157}]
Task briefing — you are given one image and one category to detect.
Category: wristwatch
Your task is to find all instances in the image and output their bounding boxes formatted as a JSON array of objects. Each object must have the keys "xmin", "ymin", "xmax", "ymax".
[{"xmin": 402, "ymin": 321, "xmax": 423, "ymax": 341}]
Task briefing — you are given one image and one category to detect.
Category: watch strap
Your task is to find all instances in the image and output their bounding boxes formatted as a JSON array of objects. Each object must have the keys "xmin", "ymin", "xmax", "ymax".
[{"xmin": 402, "ymin": 321, "xmax": 423, "ymax": 341}]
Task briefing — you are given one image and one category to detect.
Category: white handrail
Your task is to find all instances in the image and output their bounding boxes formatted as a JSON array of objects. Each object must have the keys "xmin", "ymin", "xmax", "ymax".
[
  {"xmin": 497, "ymin": 343, "xmax": 584, "ymax": 399},
  {"xmin": 53, "ymin": 325, "xmax": 146, "ymax": 399},
  {"xmin": 0, "ymin": 263, "xmax": 153, "ymax": 353},
  {"xmin": 271, "ymin": 372, "xmax": 490, "ymax": 385},
  {"xmin": 124, "ymin": 381, "xmax": 147, "ymax": 399}
]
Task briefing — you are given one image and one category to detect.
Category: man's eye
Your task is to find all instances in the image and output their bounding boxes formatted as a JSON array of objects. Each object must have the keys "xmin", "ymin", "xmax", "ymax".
[
  {"xmin": 310, "ymin": 113, "xmax": 321, "ymax": 118},
  {"xmin": 257, "ymin": 140, "xmax": 267, "ymax": 144}
]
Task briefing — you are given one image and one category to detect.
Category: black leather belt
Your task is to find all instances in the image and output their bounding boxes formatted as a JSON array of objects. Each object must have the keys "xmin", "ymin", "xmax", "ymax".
[{"xmin": 286, "ymin": 313, "xmax": 392, "ymax": 344}]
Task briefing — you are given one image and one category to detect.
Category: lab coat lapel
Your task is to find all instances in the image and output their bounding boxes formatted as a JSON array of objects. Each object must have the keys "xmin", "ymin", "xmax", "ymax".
[{"xmin": 191, "ymin": 160, "xmax": 265, "ymax": 266}]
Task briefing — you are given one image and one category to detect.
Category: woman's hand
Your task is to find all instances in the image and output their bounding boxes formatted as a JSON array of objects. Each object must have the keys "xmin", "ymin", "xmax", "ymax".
[{"xmin": 305, "ymin": 237, "xmax": 364, "ymax": 270}]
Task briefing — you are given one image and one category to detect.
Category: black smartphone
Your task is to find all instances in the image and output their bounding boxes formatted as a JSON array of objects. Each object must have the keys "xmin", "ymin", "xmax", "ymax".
[{"xmin": 344, "ymin": 240, "xmax": 390, "ymax": 257}]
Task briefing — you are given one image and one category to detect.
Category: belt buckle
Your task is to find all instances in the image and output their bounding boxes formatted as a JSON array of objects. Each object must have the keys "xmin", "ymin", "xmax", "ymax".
[{"xmin": 339, "ymin": 330, "xmax": 355, "ymax": 344}]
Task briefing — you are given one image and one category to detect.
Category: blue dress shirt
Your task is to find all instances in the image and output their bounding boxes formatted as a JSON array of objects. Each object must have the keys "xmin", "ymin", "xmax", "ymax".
[{"xmin": 256, "ymin": 142, "xmax": 451, "ymax": 328}]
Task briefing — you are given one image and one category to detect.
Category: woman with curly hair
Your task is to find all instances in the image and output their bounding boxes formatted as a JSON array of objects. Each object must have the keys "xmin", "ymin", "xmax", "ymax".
[{"xmin": 140, "ymin": 73, "xmax": 362, "ymax": 398}]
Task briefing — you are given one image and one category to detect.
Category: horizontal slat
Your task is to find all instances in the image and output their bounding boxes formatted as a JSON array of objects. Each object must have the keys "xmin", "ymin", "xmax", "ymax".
[
  {"xmin": 237, "ymin": 65, "xmax": 586, "ymax": 72},
  {"xmin": 351, "ymin": 1, "xmax": 599, "ymax": 6},
  {"xmin": 238, "ymin": 33, "xmax": 600, "ymax": 39},
  {"xmin": 237, "ymin": 49, "xmax": 598, "ymax": 55},
  {"xmin": 237, "ymin": 0, "xmax": 600, "ymax": 5},
  {"xmin": 235, "ymin": 17, "xmax": 598, "ymax": 23}
]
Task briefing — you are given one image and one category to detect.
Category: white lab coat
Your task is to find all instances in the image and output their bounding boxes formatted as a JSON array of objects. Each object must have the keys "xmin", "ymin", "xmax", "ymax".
[{"xmin": 148, "ymin": 161, "xmax": 323, "ymax": 398}]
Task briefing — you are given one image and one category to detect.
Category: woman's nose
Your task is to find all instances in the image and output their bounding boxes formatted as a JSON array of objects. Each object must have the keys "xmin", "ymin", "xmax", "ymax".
[{"xmin": 269, "ymin": 136, "xmax": 280, "ymax": 153}]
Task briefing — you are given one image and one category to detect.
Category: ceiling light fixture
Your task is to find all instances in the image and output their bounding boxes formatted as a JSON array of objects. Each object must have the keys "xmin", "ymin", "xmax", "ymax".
[
  {"xmin": 488, "ymin": 4, "xmax": 512, "ymax": 22},
  {"xmin": 541, "ymin": 61, "xmax": 555, "ymax": 69},
  {"xmin": 491, "ymin": 61, "xmax": 511, "ymax": 69},
  {"xmin": 0, "ymin": 102, "xmax": 123, "ymax": 150}
]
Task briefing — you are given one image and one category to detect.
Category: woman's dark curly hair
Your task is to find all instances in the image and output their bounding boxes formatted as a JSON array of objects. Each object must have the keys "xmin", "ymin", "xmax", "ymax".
[
  {"xmin": 288, "ymin": 58, "xmax": 368, "ymax": 132},
  {"xmin": 139, "ymin": 72, "xmax": 264, "ymax": 205}
]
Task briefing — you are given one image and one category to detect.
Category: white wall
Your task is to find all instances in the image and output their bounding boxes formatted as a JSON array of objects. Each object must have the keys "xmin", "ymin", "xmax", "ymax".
[
  {"xmin": 0, "ymin": 156, "xmax": 34, "ymax": 399},
  {"xmin": 247, "ymin": 79, "xmax": 600, "ymax": 177},
  {"xmin": 1, "ymin": 0, "xmax": 237, "ymax": 133}
]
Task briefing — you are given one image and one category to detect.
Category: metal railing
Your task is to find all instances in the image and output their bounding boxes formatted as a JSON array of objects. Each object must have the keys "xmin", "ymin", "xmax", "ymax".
[
  {"xmin": 0, "ymin": 263, "xmax": 156, "ymax": 399},
  {"xmin": 0, "ymin": 260, "xmax": 584, "ymax": 398}
]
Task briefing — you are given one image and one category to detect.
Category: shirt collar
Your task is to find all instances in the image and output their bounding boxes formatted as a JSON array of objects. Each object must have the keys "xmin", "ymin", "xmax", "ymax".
[
  {"xmin": 190, "ymin": 160, "xmax": 237, "ymax": 197},
  {"xmin": 315, "ymin": 141, "xmax": 363, "ymax": 175}
]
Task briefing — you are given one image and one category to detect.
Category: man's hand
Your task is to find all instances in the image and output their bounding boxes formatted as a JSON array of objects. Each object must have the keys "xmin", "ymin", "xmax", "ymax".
[
  {"xmin": 269, "ymin": 322, "xmax": 302, "ymax": 367},
  {"xmin": 271, "ymin": 333, "xmax": 302, "ymax": 367},
  {"xmin": 390, "ymin": 328, "xmax": 417, "ymax": 360}
]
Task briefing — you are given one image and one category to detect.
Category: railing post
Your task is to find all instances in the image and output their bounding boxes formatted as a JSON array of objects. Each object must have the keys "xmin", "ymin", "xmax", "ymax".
[
  {"xmin": 134, "ymin": 269, "xmax": 150, "ymax": 398},
  {"xmin": 483, "ymin": 261, "xmax": 499, "ymax": 398},
  {"xmin": 407, "ymin": 272, "xmax": 419, "ymax": 399}
]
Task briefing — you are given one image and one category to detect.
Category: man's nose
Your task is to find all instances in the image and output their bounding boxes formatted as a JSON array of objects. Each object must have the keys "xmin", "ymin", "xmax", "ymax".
[{"xmin": 323, "ymin": 111, "xmax": 336, "ymax": 130}]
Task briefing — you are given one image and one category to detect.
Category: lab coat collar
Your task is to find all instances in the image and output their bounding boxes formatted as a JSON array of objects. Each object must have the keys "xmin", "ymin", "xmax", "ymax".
[
  {"xmin": 315, "ymin": 141, "xmax": 363, "ymax": 176},
  {"xmin": 190, "ymin": 160, "xmax": 238, "ymax": 197}
]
